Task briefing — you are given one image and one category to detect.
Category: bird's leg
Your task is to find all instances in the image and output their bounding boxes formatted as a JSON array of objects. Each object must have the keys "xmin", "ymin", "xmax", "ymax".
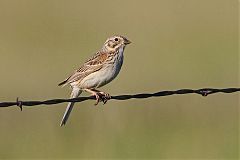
[
  {"xmin": 91, "ymin": 89, "xmax": 111, "ymax": 104},
  {"xmin": 84, "ymin": 89, "xmax": 101, "ymax": 105}
]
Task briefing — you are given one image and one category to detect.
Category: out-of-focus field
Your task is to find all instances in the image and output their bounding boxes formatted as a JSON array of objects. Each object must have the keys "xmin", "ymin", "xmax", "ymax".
[{"xmin": 0, "ymin": 0, "xmax": 238, "ymax": 159}]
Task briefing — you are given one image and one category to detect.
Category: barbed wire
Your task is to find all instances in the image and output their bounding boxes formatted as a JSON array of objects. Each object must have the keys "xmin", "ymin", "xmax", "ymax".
[{"xmin": 0, "ymin": 87, "xmax": 239, "ymax": 111}]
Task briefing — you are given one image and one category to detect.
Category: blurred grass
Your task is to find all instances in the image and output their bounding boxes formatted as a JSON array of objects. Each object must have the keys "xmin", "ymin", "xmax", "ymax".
[{"xmin": 0, "ymin": 0, "xmax": 238, "ymax": 159}]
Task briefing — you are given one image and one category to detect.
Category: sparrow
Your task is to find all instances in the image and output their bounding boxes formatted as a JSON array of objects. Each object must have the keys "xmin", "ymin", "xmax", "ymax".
[{"xmin": 58, "ymin": 35, "xmax": 131, "ymax": 126}]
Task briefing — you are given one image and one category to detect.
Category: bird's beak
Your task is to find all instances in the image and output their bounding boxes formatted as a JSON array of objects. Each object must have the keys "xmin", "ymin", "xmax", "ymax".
[{"xmin": 124, "ymin": 38, "xmax": 131, "ymax": 45}]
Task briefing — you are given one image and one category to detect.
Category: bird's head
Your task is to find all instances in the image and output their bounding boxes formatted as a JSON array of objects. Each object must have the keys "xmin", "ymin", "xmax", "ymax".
[{"xmin": 103, "ymin": 35, "xmax": 131, "ymax": 51}]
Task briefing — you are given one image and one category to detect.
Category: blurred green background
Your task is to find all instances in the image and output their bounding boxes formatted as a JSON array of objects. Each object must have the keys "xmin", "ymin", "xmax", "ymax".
[{"xmin": 0, "ymin": 0, "xmax": 238, "ymax": 159}]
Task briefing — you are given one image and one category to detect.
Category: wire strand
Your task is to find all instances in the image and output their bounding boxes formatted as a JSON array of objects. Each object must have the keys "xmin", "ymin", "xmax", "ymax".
[{"xmin": 0, "ymin": 87, "xmax": 239, "ymax": 110}]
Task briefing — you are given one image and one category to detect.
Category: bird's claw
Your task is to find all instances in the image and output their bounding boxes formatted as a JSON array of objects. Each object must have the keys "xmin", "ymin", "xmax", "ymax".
[
  {"xmin": 93, "ymin": 94, "xmax": 100, "ymax": 105},
  {"xmin": 93, "ymin": 92, "xmax": 111, "ymax": 105}
]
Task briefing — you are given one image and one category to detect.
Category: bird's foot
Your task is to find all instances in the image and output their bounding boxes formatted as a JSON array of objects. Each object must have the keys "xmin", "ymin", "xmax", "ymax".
[
  {"xmin": 98, "ymin": 92, "xmax": 111, "ymax": 104},
  {"xmin": 92, "ymin": 92, "xmax": 111, "ymax": 105},
  {"xmin": 84, "ymin": 89, "xmax": 111, "ymax": 105},
  {"xmin": 92, "ymin": 92, "xmax": 101, "ymax": 105}
]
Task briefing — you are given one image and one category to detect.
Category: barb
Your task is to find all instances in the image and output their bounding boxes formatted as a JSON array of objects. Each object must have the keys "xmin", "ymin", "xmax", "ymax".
[{"xmin": 0, "ymin": 88, "xmax": 239, "ymax": 110}]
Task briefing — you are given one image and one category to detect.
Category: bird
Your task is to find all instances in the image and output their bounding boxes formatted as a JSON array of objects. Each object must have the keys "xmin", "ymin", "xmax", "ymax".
[{"xmin": 58, "ymin": 35, "xmax": 131, "ymax": 126}]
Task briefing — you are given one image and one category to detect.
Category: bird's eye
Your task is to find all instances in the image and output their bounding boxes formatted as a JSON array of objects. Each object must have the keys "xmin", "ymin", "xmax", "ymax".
[{"xmin": 114, "ymin": 38, "xmax": 118, "ymax": 41}]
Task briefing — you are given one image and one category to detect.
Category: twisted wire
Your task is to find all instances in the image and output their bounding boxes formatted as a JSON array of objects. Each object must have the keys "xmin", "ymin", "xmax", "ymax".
[{"xmin": 0, "ymin": 88, "xmax": 239, "ymax": 110}]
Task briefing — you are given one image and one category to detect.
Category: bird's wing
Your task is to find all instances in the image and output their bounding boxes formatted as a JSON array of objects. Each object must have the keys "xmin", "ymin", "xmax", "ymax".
[{"xmin": 58, "ymin": 51, "xmax": 109, "ymax": 87}]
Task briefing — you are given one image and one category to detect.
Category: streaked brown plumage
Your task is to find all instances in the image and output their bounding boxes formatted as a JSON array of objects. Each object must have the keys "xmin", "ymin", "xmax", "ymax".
[{"xmin": 59, "ymin": 35, "xmax": 131, "ymax": 126}]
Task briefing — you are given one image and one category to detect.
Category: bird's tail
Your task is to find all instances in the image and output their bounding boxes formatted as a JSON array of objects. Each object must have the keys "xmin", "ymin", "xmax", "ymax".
[{"xmin": 60, "ymin": 87, "xmax": 82, "ymax": 126}]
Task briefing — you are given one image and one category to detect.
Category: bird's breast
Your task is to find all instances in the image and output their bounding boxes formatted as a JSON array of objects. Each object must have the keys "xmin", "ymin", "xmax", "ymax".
[{"xmin": 79, "ymin": 47, "xmax": 124, "ymax": 89}]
